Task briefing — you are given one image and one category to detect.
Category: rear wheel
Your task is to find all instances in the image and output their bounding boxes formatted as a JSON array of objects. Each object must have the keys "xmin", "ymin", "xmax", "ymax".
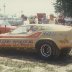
[{"xmin": 36, "ymin": 40, "xmax": 60, "ymax": 59}]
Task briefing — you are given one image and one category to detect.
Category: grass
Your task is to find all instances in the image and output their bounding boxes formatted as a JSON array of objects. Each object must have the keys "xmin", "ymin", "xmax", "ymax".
[
  {"xmin": 0, "ymin": 66, "xmax": 4, "ymax": 72},
  {"xmin": 5, "ymin": 68, "xmax": 32, "ymax": 72},
  {"xmin": 0, "ymin": 49, "xmax": 71, "ymax": 72},
  {"xmin": 0, "ymin": 57, "xmax": 56, "ymax": 72},
  {"xmin": 67, "ymin": 70, "xmax": 72, "ymax": 72}
]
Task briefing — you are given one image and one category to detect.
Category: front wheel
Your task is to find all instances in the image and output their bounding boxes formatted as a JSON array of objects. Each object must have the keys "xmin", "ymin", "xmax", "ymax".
[
  {"xmin": 36, "ymin": 40, "xmax": 60, "ymax": 59},
  {"xmin": 40, "ymin": 44, "xmax": 52, "ymax": 58}
]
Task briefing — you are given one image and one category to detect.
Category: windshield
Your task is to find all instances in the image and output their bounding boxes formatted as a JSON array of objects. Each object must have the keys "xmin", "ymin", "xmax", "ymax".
[{"xmin": 11, "ymin": 26, "xmax": 27, "ymax": 34}]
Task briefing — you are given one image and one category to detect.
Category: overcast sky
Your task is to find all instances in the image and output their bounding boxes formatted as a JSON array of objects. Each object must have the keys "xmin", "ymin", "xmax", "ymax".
[{"xmin": 0, "ymin": 0, "xmax": 56, "ymax": 16}]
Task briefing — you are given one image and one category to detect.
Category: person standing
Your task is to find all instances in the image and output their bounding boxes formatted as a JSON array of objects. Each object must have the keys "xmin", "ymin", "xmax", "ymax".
[{"xmin": 48, "ymin": 14, "xmax": 56, "ymax": 24}]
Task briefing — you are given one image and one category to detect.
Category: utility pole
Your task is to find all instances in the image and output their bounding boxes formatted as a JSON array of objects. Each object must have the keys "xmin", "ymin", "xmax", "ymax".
[
  {"xmin": 3, "ymin": 3, "xmax": 6, "ymax": 15},
  {"xmin": 3, "ymin": 3, "xmax": 6, "ymax": 20}
]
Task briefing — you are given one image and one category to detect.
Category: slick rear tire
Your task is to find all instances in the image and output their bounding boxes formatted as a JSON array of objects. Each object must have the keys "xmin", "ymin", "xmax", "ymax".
[{"xmin": 36, "ymin": 40, "xmax": 60, "ymax": 60}]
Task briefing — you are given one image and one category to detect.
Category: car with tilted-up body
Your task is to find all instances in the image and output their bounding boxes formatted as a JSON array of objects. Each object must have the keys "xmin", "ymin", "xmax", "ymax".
[{"xmin": 0, "ymin": 24, "xmax": 72, "ymax": 59}]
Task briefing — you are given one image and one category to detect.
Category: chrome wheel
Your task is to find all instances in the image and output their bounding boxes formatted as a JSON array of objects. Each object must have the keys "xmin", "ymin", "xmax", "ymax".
[{"xmin": 40, "ymin": 44, "xmax": 52, "ymax": 58}]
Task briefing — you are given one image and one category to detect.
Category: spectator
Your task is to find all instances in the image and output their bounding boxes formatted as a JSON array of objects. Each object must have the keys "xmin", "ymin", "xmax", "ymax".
[
  {"xmin": 48, "ymin": 14, "xmax": 56, "ymax": 24},
  {"xmin": 57, "ymin": 15, "xmax": 65, "ymax": 25}
]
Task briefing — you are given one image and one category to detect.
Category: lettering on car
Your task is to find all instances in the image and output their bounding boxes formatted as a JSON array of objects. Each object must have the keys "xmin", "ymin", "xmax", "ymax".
[
  {"xmin": 43, "ymin": 32, "xmax": 56, "ymax": 36},
  {"xmin": 0, "ymin": 39, "xmax": 33, "ymax": 47}
]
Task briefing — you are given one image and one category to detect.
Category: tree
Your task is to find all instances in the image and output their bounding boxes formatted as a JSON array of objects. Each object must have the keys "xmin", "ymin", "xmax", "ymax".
[{"xmin": 54, "ymin": 0, "xmax": 72, "ymax": 17}]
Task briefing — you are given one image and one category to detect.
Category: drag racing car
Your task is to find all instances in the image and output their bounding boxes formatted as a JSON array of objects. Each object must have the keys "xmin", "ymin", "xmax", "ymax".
[{"xmin": 0, "ymin": 24, "xmax": 72, "ymax": 59}]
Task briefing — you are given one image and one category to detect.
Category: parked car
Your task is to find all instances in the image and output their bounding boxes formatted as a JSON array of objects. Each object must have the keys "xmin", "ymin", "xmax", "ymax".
[
  {"xmin": 0, "ymin": 20, "xmax": 16, "ymax": 34},
  {"xmin": 0, "ymin": 24, "xmax": 72, "ymax": 59},
  {"xmin": 64, "ymin": 17, "xmax": 72, "ymax": 26}
]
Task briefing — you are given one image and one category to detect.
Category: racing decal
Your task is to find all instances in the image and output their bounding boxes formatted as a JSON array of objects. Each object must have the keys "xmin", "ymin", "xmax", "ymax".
[
  {"xmin": 43, "ymin": 32, "xmax": 55, "ymax": 36},
  {"xmin": 0, "ymin": 40, "xmax": 33, "ymax": 44},
  {"xmin": 0, "ymin": 39, "xmax": 33, "ymax": 47},
  {"xmin": 0, "ymin": 32, "xmax": 41, "ymax": 38}
]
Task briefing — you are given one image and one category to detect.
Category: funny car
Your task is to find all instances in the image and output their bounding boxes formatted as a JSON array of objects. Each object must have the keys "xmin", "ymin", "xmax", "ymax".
[{"xmin": 0, "ymin": 24, "xmax": 72, "ymax": 59}]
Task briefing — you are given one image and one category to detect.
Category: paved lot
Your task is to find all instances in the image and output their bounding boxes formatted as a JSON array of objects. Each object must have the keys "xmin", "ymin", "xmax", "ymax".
[{"xmin": 0, "ymin": 48, "xmax": 72, "ymax": 72}]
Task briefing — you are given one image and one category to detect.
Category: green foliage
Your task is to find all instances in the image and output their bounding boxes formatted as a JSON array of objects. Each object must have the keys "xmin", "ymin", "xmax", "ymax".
[{"xmin": 54, "ymin": 0, "xmax": 72, "ymax": 17}]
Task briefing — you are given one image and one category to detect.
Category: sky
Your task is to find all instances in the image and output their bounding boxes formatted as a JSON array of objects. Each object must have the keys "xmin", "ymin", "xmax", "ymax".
[{"xmin": 0, "ymin": 0, "xmax": 56, "ymax": 16}]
